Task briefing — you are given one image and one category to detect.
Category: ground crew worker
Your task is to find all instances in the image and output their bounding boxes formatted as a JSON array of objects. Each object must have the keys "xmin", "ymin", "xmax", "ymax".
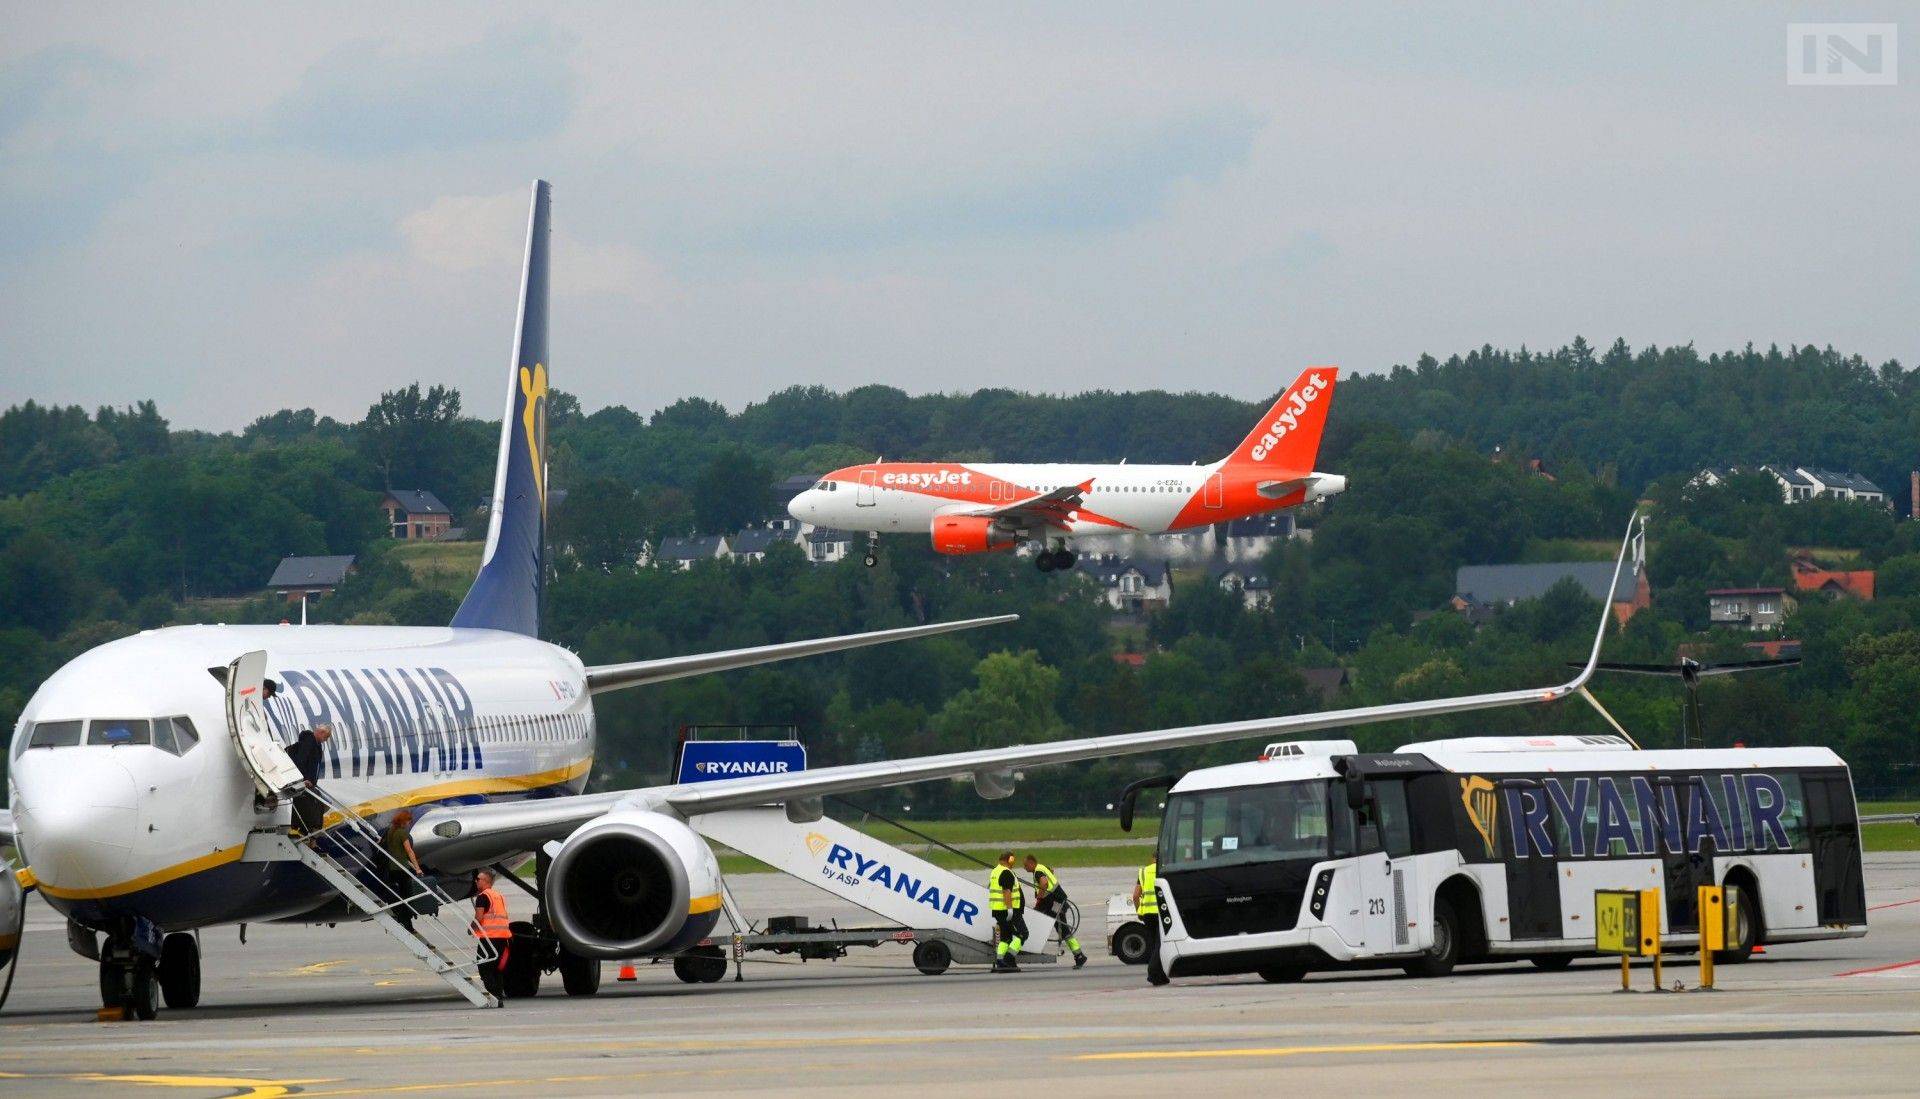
[
  {"xmin": 1024, "ymin": 854, "xmax": 1087, "ymax": 968},
  {"xmin": 988, "ymin": 851, "xmax": 1027, "ymax": 972},
  {"xmin": 1132, "ymin": 860, "xmax": 1167, "ymax": 986},
  {"xmin": 470, "ymin": 869, "xmax": 513, "ymax": 1005}
]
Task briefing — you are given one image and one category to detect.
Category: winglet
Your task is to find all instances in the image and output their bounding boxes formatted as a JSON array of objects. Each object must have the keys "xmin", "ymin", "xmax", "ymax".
[{"xmin": 1553, "ymin": 510, "xmax": 1639, "ymax": 701}]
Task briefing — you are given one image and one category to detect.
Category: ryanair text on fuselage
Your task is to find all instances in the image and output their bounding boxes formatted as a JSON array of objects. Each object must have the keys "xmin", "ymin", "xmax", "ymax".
[{"xmin": 263, "ymin": 665, "xmax": 487, "ymax": 779}]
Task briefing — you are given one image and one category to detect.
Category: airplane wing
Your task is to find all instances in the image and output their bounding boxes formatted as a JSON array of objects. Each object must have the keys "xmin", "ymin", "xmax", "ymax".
[
  {"xmin": 414, "ymin": 514, "xmax": 1635, "ymax": 868},
  {"xmin": 965, "ymin": 479, "xmax": 1095, "ymax": 532},
  {"xmin": 585, "ymin": 615, "xmax": 1017, "ymax": 695}
]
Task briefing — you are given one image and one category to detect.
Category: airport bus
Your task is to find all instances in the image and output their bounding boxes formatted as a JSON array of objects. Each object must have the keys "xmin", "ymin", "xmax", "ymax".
[{"xmin": 1145, "ymin": 735, "xmax": 1868, "ymax": 982}]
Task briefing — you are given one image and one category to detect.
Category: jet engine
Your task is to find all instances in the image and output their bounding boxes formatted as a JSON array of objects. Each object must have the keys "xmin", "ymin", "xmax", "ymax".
[
  {"xmin": 931, "ymin": 515, "xmax": 1017, "ymax": 555},
  {"xmin": 543, "ymin": 809, "xmax": 723, "ymax": 959}
]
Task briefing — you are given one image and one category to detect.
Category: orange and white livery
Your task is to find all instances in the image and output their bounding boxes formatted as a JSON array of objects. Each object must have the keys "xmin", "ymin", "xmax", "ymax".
[{"xmin": 789, "ymin": 368, "xmax": 1346, "ymax": 570}]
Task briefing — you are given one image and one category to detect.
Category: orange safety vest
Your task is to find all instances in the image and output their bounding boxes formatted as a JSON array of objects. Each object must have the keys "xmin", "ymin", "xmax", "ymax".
[{"xmin": 473, "ymin": 886, "xmax": 512, "ymax": 939}]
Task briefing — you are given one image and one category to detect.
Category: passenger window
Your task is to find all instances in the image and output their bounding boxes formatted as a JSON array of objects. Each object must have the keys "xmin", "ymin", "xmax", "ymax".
[
  {"xmin": 88, "ymin": 718, "xmax": 151, "ymax": 746},
  {"xmin": 28, "ymin": 720, "xmax": 84, "ymax": 749},
  {"xmin": 171, "ymin": 717, "xmax": 200, "ymax": 753}
]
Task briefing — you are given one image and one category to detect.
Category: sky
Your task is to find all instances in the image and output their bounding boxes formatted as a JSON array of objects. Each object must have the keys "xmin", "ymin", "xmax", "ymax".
[{"xmin": 2, "ymin": 2, "xmax": 1915, "ymax": 431}]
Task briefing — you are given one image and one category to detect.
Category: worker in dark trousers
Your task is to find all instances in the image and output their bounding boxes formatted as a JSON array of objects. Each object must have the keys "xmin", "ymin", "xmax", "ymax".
[
  {"xmin": 470, "ymin": 869, "xmax": 513, "ymax": 1006},
  {"xmin": 1132, "ymin": 860, "xmax": 1167, "ymax": 986},
  {"xmin": 988, "ymin": 851, "xmax": 1027, "ymax": 972},
  {"xmin": 285, "ymin": 723, "xmax": 333, "ymax": 838},
  {"xmin": 1024, "ymin": 854, "xmax": 1087, "ymax": 968}
]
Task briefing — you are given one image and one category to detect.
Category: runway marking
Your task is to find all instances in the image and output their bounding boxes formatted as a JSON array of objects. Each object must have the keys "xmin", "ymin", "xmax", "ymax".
[
  {"xmin": 288, "ymin": 961, "xmax": 352, "ymax": 975},
  {"xmin": 1073, "ymin": 1040, "xmax": 1530, "ymax": 1062},
  {"xmin": 1833, "ymin": 958, "xmax": 1920, "ymax": 977},
  {"xmin": 0, "ymin": 1071, "xmax": 331, "ymax": 1097}
]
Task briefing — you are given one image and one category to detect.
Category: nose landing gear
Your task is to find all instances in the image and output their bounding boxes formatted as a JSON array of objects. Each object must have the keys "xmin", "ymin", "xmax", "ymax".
[{"xmin": 863, "ymin": 531, "xmax": 880, "ymax": 568}]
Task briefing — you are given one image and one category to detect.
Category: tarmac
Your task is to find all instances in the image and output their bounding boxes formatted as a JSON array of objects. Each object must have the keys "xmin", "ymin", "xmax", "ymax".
[{"xmin": 3, "ymin": 858, "xmax": 1919, "ymax": 1096}]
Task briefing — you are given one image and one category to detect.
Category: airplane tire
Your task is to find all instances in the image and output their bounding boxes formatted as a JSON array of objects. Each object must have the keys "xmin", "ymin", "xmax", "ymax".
[
  {"xmin": 1035, "ymin": 553, "xmax": 1056, "ymax": 573},
  {"xmin": 129, "ymin": 961, "xmax": 160, "ymax": 1021},
  {"xmin": 862, "ymin": 554, "xmax": 877, "ymax": 568},
  {"xmin": 158, "ymin": 933, "xmax": 201, "ymax": 1009},
  {"xmin": 558, "ymin": 948, "xmax": 602, "ymax": 996},
  {"xmin": 99, "ymin": 959, "xmax": 128, "ymax": 1010}
]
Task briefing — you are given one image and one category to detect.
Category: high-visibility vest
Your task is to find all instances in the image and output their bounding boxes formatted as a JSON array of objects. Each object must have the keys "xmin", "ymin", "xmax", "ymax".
[
  {"xmin": 987, "ymin": 865, "xmax": 1024, "ymax": 911},
  {"xmin": 1031, "ymin": 862, "xmax": 1062, "ymax": 897},
  {"xmin": 473, "ymin": 886, "xmax": 512, "ymax": 939},
  {"xmin": 1136, "ymin": 863, "xmax": 1159, "ymax": 916}
]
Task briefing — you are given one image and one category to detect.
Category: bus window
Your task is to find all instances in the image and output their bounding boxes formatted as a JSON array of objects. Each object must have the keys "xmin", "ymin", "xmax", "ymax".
[
  {"xmin": 1372, "ymin": 780, "xmax": 1414, "ymax": 858},
  {"xmin": 1161, "ymin": 781, "xmax": 1334, "ymax": 871},
  {"xmin": 1776, "ymin": 772, "xmax": 1809, "ymax": 850}
]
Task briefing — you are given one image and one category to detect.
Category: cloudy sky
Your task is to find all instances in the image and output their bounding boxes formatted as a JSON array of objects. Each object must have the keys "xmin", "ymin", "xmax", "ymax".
[{"xmin": 2, "ymin": 3, "xmax": 1914, "ymax": 430}]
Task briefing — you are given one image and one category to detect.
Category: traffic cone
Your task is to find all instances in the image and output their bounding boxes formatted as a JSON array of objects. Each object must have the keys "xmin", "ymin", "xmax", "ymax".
[
  {"xmin": 617, "ymin": 963, "xmax": 638, "ymax": 981},
  {"xmin": 1752, "ymin": 944, "xmax": 1766, "ymax": 955}
]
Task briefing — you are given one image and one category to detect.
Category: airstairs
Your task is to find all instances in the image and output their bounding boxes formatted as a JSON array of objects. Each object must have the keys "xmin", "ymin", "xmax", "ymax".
[{"xmin": 242, "ymin": 787, "xmax": 497, "ymax": 1008}]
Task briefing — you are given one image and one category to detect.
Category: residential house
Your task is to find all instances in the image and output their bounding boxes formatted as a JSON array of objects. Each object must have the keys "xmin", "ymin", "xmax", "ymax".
[
  {"xmin": 381, "ymin": 489, "xmax": 452, "ymax": 540},
  {"xmin": 1453, "ymin": 556, "xmax": 1650, "ymax": 626},
  {"xmin": 1707, "ymin": 587, "xmax": 1793, "ymax": 631},
  {"xmin": 1758, "ymin": 465, "xmax": 1888, "ymax": 507},
  {"xmin": 1217, "ymin": 513, "xmax": 1296, "ymax": 563},
  {"xmin": 730, "ymin": 524, "xmax": 804, "ymax": 562},
  {"xmin": 266, "ymin": 554, "xmax": 356, "ymax": 603},
  {"xmin": 1073, "ymin": 555, "xmax": 1173, "ymax": 613},
  {"xmin": 1790, "ymin": 558, "xmax": 1875, "ymax": 601},
  {"xmin": 805, "ymin": 529, "xmax": 858, "ymax": 564},
  {"xmin": 1210, "ymin": 560, "xmax": 1273, "ymax": 610},
  {"xmin": 1298, "ymin": 667, "xmax": 1350, "ymax": 706},
  {"xmin": 657, "ymin": 535, "xmax": 731, "ymax": 570}
]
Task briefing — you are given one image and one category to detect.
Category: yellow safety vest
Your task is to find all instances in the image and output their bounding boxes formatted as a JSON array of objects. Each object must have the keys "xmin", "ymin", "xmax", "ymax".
[
  {"xmin": 1031, "ymin": 862, "xmax": 1062, "ymax": 897},
  {"xmin": 987, "ymin": 864, "xmax": 1024, "ymax": 911},
  {"xmin": 1136, "ymin": 862, "xmax": 1159, "ymax": 916}
]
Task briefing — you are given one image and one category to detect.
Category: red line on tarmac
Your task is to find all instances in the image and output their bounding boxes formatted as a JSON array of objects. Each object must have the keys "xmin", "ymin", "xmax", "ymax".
[
  {"xmin": 1834, "ymin": 958, "xmax": 1920, "ymax": 978},
  {"xmin": 1867, "ymin": 898, "xmax": 1920, "ymax": 912}
]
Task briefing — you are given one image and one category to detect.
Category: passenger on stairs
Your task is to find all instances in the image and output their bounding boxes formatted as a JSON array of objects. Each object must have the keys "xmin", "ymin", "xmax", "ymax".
[
  {"xmin": 286, "ymin": 724, "xmax": 332, "ymax": 838},
  {"xmin": 380, "ymin": 810, "xmax": 425, "ymax": 931}
]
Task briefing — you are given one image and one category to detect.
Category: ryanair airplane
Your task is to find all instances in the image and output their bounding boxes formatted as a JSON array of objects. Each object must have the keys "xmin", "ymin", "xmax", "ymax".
[{"xmin": 0, "ymin": 181, "xmax": 1636, "ymax": 1018}]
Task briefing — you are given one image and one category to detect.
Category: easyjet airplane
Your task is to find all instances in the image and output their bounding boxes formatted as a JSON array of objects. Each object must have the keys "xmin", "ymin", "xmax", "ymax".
[
  {"xmin": 2, "ymin": 182, "xmax": 1633, "ymax": 1019},
  {"xmin": 787, "ymin": 369, "xmax": 1346, "ymax": 569}
]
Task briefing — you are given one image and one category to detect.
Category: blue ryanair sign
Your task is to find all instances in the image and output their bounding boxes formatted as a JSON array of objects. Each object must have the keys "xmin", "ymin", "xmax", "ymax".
[
  {"xmin": 676, "ymin": 739, "xmax": 807, "ymax": 785},
  {"xmin": 1478, "ymin": 772, "xmax": 1795, "ymax": 859}
]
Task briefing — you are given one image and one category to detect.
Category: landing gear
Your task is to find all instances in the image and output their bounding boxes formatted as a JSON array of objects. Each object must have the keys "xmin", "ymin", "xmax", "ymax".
[
  {"xmin": 1034, "ymin": 545, "xmax": 1076, "ymax": 572},
  {"xmin": 499, "ymin": 853, "xmax": 605, "ymax": 998},
  {"xmin": 862, "ymin": 532, "xmax": 880, "ymax": 568},
  {"xmin": 673, "ymin": 945, "xmax": 728, "ymax": 984},
  {"xmin": 99, "ymin": 955, "xmax": 160, "ymax": 1020},
  {"xmin": 558, "ymin": 946, "xmax": 602, "ymax": 996},
  {"xmin": 158, "ymin": 932, "xmax": 201, "ymax": 1009}
]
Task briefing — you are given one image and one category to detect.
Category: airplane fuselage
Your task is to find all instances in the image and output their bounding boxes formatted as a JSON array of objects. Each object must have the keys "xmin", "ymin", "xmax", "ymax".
[
  {"xmin": 790, "ymin": 460, "xmax": 1345, "ymax": 538},
  {"xmin": 7, "ymin": 624, "xmax": 592, "ymax": 931}
]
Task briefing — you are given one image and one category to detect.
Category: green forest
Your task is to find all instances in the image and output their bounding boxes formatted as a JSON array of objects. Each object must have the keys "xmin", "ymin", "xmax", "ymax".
[{"xmin": 4, "ymin": 339, "xmax": 1919, "ymax": 808}]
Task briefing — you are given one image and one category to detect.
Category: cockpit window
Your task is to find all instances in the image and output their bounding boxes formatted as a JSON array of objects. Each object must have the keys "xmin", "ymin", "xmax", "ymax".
[
  {"xmin": 26, "ymin": 720, "xmax": 84, "ymax": 751},
  {"xmin": 88, "ymin": 718, "xmax": 151, "ymax": 746},
  {"xmin": 168, "ymin": 716, "xmax": 200, "ymax": 754}
]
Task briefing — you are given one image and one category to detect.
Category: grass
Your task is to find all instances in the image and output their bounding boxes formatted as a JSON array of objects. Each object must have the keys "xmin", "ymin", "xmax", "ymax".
[
  {"xmin": 1861, "ymin": 800, "xmax": 1920, "ymax": 817},
  {"xmin": 392, "ymin": 541, "xmax": 484, "ymax": 595},
  {"xmin": 1863, "ymin": 823, "xmax": 1920, "ymax": 852}
]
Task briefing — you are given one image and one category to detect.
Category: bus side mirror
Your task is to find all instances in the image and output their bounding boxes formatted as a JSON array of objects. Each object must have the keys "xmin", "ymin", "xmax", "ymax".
[
  {"xmin": 1344, "ymin": 770, "xmax": 1366, "ymax": 812},
  {"xmin": 1118, "ymin": 774, "xmax": 1177, "ymax": 833}
]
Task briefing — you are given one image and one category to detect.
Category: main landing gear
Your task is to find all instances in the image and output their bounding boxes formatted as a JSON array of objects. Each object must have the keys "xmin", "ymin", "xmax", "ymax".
[
  {"xmin": 862, "ymin": 531, "xmax": 880, "ymax": 568},
  {"xmin": 1034, "ymin": 544, "xmax": 1077, "ymax": 572}
]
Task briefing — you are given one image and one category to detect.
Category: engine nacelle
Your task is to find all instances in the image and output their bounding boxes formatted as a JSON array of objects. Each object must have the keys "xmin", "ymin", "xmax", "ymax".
[
  {"xmin": 544, "ymin": 809, "xmax": 723, "ymax": 960},
  {"xmin": 0, "ymin": 859, "xmax": 21, "ymax": 969},
  {"xmin": 931, "ymin": 514, "xmax": 1018, "ymax": 555}
]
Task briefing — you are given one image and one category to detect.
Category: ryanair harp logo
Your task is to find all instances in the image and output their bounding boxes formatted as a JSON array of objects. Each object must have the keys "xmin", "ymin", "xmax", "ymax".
[
  {"xmin": 804, "ymin": 832, "xmax": 831, "ymax": 857},
  {"xmin": 1460, "ymin": 775, "xmax": 1499, "ymax": 859},
  {"xmin": 519, "ymin": 362, "xmax": 548, "ymax": 509}
]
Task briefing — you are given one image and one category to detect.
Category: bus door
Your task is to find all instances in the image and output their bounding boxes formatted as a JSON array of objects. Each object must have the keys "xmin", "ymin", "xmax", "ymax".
[
  {"xmin": 1660, "ymin": 778, "xmax": 1705, "ymax": 935},
  {"xmin": 1329, "ymin": 786, "xmax": 1393, "ymax": 953},
  {"xmin": 1805, "ymin": 772, "xmax": 1866, "ymax": 925},
  {"xmin": 1369, "ymin": 779, "xmax": 1419, "ymax": 953},
  {"xmin": 1500, "ymin": 779, "xmax": 1561, "ymax": 940}
]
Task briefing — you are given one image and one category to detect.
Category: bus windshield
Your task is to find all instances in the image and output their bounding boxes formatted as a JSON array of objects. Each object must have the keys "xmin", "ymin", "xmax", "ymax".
[{"xmin": 1160, "ymin": 779, "xmax": 1336, "ymax": 871}]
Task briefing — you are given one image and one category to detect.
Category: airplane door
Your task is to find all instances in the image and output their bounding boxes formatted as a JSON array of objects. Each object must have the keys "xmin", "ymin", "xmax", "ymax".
[
  {"xmin": 857, "ymin": 469, "xmax": 877, "ymax": 507},
  {"xmin": 1204, "ymin": 472, "xmax": 1224, "ymax": 508},
  {"xmin": 224, "ymin": 650, "xmax": 303, "ymax": 797}
]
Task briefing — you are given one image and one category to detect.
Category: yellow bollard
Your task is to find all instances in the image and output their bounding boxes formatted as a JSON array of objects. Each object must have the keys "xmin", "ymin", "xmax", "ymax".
[{"xmin": 1698, "ymin": 885, "xmax": 1725, "ymax": 991}]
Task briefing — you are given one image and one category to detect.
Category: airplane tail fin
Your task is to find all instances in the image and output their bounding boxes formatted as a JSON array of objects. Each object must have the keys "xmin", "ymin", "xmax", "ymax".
[
  {"xmin": 1223, "ymin": 367, "xmax": 1339, "ymax": 475},
  {"xmin": 452, "ymin": 180, "xmax": 551, "ymax": 637}
]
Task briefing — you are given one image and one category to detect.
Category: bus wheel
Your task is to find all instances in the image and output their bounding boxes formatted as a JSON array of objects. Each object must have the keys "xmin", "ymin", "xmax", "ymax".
[
  {"xmin": 1529, "ymin": 954, "xmax": 1574, "ymax": 971},
  {"xmin": 1405, "ymin": 898, "xmax": 1460, "ymax": 978},
  {"xmin": 1257, "ymin": 966, "xmax": 1305, "ymax": 983},
  {"xmin": 1715, "ymin": 883, "xmax": 1761, "ymax": 964}
]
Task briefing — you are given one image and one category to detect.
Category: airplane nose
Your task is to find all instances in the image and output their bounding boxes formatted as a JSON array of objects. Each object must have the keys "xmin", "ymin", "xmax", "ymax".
[
  {"xmin": 787, "ymin": 490, "xmax": 816, "ymax": 522},
  {"xmin": 15, "ymin": 755, "xmax": 140, "ymax": 890}
]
